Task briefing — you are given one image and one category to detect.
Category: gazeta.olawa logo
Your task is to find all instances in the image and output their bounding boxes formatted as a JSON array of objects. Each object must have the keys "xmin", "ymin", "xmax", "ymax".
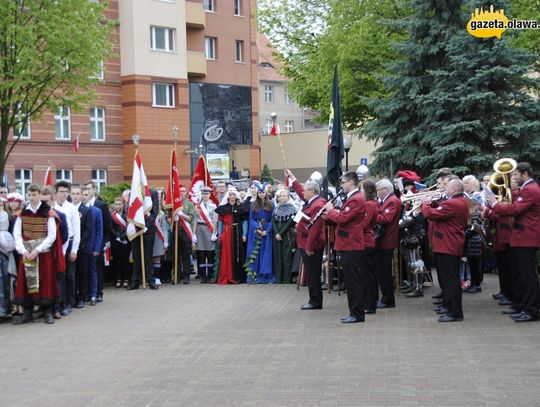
[{"xmin": 467, "ymin": 5, "xmax": 539, "ymax": 39}]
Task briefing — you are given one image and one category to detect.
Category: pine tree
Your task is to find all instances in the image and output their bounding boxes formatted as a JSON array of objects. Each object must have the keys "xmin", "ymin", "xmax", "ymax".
[
  {"xmin": 362, "ymin": 0, "xmax": 540, "ymax": 179},
  {"xmin": 260, "ymin": 164, "xmax": 274, "ymax": 184}
]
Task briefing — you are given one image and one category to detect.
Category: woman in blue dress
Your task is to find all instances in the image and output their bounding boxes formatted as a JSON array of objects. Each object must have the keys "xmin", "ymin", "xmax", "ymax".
[{"xmin": 245, "ymin": 183, "xmax": 275, "ymax": 284}]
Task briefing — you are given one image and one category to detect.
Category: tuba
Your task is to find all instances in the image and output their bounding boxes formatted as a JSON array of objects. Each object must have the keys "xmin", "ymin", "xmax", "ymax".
[{"xmin": 487, "ymin": 158, "xmax": 516, "ymax": 203}]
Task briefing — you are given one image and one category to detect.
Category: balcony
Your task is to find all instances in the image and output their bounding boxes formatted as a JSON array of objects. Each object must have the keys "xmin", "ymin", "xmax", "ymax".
[
  {"xmin": 187, "ymin": 51, "xmax": 207, "ymax": 77},
  {"xmin": 185, "ymin": 2, "xmax": 205, "ymax": 29}
]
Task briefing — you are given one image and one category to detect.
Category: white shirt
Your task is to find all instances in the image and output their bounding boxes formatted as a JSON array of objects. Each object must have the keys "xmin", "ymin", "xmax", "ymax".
[
  {"xmin": 14, "ymin": 202, "xmax": 57, "ymax": 255},
  {"xmin": 54, "ymin": 200, "xmax": 81, "ymax": 255}
]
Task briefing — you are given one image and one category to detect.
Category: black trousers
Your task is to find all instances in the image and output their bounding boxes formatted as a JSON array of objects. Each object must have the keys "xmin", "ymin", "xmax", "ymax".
[
  {"xmin": 131, "ymin": 231, "xmax": 156, "ymax": 285},
  {"xmin": 175, "ymin": 227, "xmax": 192, "ymax": 281},
  {"xmin": 76, "ymin": 252, "xmax": 90, "ymax": 301},
  {"xmin": 363, "ymin": 248, "xmax": 378, "ymax": 310},
  {"xmin": 301, "ymin": 248, "xmax": 323, "ymax": 308},
  {"xmin": 374, "ymin": 248, "xmax": 395, "ymax": 306},
  {"xmin": 468, "ymin": 257, "xmax": 483, "ymax": 287},
  {"xmin": 340, "ymin": 250, "xmax": 366, "ymax": 319},
  {"xmin": 111, "ymin": 240, "xmax": 131, "ymax": 283},
  {"xmin": 509, "ymin": 247, "xmax": 540, "ymax": 316},
  {"xmin": 196, "ymin": 250, "xmax": 215, "ymax": 281},
  {"xmin": 436, "ymin": 253, "xmax": 463, "ymax": 319},
  {"xmin": 495, "ymin": 250, "xmax": 514, "ymax": 300}
]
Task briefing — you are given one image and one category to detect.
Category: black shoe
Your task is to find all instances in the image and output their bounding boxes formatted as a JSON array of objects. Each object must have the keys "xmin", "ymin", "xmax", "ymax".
[
  {"xmin": 433, "ymin": 299, "xmax": 444, "ymax": 305},
  {"xmin": 438, "ymin": 315, "xmax": 463, "ymax": 322},
  {"xmin": 432, "ymin": 292, "xmax": 443, "ymax": 299},
  {"xmin": 341, "ymin": 316, "xmax": 364, "ymax": 324},
  {"xmin": 75, "ymin": 300, "xmax": 85, "ymax": 309},
  {"xmin": 44, "ymin": 312, "xmax": 54, "ymax": 324},
  {"xmin": 376, "ymin": 301, "xmax": 395, "ymax": 309},
  {"xmin": 512, "ymin": 312, "xmax": 539, "ymax": 322},
  {"xmin": 300, "ymin": 304, "xmax": 321, "ymax": 310},
  {"xmin": 364, "ymin": 309, "xmax": 376, "ymax": 314},
  {"xmin": 89, "ymin": 297, "xmax": 97, "ymax": 306},
  {"xmin": 148, "ymin": 282, "xmax": 159, "ymax": 290},
  {"xmin": 96, "ymin": 296, "xmax": 103, "ymax": 303},
  {"xmin": 127, "ymin": 283, "xmax": 140, "ymax": 290},
  {"xmin": 399, "ymin": 282, "xmax": 411, "ymax": 290},
  {"xmin": 498, "ymin": 298, "xmax": 512, "ymax": 306},
  {"xmin": 502, "ymin": 307, "xmax": 521, "ymax": 315},
  {"xmin": 435, "ymin": 307, "xmax": 450, "ymax": 315},
  {"xmin": 492, "ymin": 292, "xmax": 505, "ymax": 300},
  {"xmin": 465, "ymin": 286, "xmax": 482, "ymax": 294},
  {"xmin": 405, "ymin": 289, "xmax": 423, "ymax": 298},
  {"xmin": 13, "ymin": 310, "xmax": 33, "ymax": 325},
  {"xmin": 182, "ymin": 279, "xmax": 190, "ymax": 285}
]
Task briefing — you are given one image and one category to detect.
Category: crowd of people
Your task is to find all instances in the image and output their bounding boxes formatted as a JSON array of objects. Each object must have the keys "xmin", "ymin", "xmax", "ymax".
[{"xmin": 0, "ymin": 160, "xmax": 538, "ymax": 326}]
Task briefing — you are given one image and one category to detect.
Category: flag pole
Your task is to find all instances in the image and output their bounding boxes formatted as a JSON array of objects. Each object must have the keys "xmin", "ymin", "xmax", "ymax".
[
  {"xmin": 133, "ymin": 134, "xmax": 147, "ymax": 289},
  {"xmin": 172, "ymin": 125, "xmax": 179, "ymax": 285},
  {"xmin": 271, "ymin": 112, "xmax": 288, "ymax": 169}
]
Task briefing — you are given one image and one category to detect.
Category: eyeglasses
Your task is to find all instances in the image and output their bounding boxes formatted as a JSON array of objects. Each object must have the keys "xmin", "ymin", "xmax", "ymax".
[
  {"xmin": 0, "ymin": 190, "xmax": 7, "ymax": 195},
  {"xmin": 340, "ymin": 179, "xmax": 351, "ymax": 185}
]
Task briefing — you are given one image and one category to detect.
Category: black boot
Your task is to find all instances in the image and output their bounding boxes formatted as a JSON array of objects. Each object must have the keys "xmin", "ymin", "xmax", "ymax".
[
  {"xmin": 13, "ymin": 308, "xmax": 33, "ymax": 325},
  {"xmin": 44, "ymin": 308, "xmax": 54, "ymax": 324}
]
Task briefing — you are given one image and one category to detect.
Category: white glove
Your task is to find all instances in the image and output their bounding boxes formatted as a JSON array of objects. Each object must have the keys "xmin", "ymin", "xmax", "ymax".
[
  {"xmin": 192, "ymin": 236, "xmax": 198, "ymax": 245},
  {"xmin": 211, "ymin": 234, "xmax": 217, "ymax": 242}
]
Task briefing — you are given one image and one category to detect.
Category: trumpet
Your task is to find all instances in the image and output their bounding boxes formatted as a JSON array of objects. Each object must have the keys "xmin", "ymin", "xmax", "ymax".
[{"xmin": 400, "ymin": 190, "xmax": 443, "ymax": 205}]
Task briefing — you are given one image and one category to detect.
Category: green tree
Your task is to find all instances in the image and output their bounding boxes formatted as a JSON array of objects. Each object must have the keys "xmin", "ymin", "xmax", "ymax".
[
  {"xmin": 260, "ymin": 164, "xmax": 274, "ymax": 184},
  {"xmin": 362, "ymin": 0, "xmax": 540, "ymax": 178},
  {"xmin": 0, "ymin": 0, "xmax": 115, "ymax": 176},
  {"xmin": 508, "ymin": 0, "xmax": 540, "ymax": 69},
  {"xmin": 257, "ymin": 0, "xmax": 409, "ymax": 129}
]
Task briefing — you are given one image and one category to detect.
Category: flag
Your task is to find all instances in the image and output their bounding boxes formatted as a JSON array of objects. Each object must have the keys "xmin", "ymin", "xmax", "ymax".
[
  {"xmin": 164, "ymin": 149, "xmax": 183, "ymax": 222},
  {"xmin": 270, "ymin": 122, "xmax": 280, "ymax": 136},
  {"xmin": 188, "ymin": 155, "xmax": 219, "ymax": 205},
  {"xmin": 126, "ymin": 151, "xmax": 153, "ymax": 241},
  {"xmin": 326, "ymin": 65, "xmax": 344, "ymax": 187},
  {"xmin": 71, "ymin": 133, "xmax": 80, "ymax": 152},
  {"xmin": 44, "ymin": 166, "xmax": 54, "ymax": 186}
]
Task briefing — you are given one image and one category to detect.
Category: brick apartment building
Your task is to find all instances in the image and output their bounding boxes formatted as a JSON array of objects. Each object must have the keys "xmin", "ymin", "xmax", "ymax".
[{"xmin": 6, "ymin": 0, "xmax": 260, "ymax": 196}]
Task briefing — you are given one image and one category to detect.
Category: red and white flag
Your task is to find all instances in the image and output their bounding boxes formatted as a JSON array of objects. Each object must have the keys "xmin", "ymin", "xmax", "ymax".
[
  {"xmin": 270, "ymin": 123, "xmax": 280, "ymax": 136},
  {"xmin": 127, "ymin": 151, "xmax": 153, "ymax": 241},
  {"xmin": 71, "ymin": 133, "xmax": 80, "ymax": 152},
  {"xmin": 164, "ymin": 149, "xmax": 183, "ymax": 223},
  {"xmin": 44, "ymin": 166, "xmax": 54, "ymax": 186},
  {"xmin": 188, "ymin": 155, "xmax": 219, "ymax": 206}
]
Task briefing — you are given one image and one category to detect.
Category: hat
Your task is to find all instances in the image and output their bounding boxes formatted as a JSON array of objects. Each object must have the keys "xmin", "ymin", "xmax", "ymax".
[
  {"xmin": 396, "ymin": 170, "xmax": 421, "ymax": 182},
  {"xmin": 201, "ymin": 186, "xmax": 211, "ymax": 193},
  {"xmin": 7, "ymin": 192, "xmax": 24, "ymax": 202}
]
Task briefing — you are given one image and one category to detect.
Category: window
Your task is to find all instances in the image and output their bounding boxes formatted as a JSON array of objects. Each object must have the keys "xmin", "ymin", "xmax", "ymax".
[
  {"xmin": 205, "ymin": 37, "xmax": 216, "ymax": 60},
  {"xmin": 91, "ymin": 60, "xmax": 104, "ymax": 80},
  {"xmin": 285, "ymin": 120, "xmax": 294, "ymax": 133},
  {"xmin": 150, "ymin": 26, "xmax": 175, "ymax": 52},
  {"xmin": 56, "ymin": 169, "xmax": 72, "ymax": 183},
  {"xmin": 235, "ymin": 40, "xmax": 244, "ymax": 63},
  {"xmin": 55, "ymin": 107, "xmax": 71, "ymax": 140},
  {"xmin": 264, "ymin": 85, "xmax": 274, "ymax": 103},
  {"xmin": 15, "ymin": 169, "xmax": 32, "ymax": 198},
  {"xmin": 284, "ymin": 86, "xmax": 293, "ymax": 104},
  {"xmin": 265, "ymin": 119, "xmax": 272, "ymax": 134},
  {"xmin": 14, "ymin": 106, "xmax": 31, "ymax": 139},
  {"xmin": 152, "ymin": 83, "xmax": 175, "ymax": 108},
  {"xmin": 234, "ymin": 0, "xmax": 242, "ymax": 15},
  {"xmin": 203, "ymin": 0, "xmax": 214, "ymax": 12},
  {"xmin": 90, "ymin": 107, "xmax": 106, "ymax": 140},
  {"xmin": 92, "ymin": 169, "xmax": 107, "ymax": 192}
]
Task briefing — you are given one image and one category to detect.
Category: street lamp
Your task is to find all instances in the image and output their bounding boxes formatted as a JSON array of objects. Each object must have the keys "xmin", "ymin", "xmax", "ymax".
[
  {"xmin": 343, "ymin": 137, "xmax": 353, "ymax": 172},
  {"xmin": 356, "ymin": 164, "xmax": 369, "ymax": 180}
]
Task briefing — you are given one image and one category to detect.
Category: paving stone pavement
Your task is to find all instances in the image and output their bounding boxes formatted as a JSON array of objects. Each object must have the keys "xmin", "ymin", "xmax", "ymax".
[{"xmin": 0, "ymin": 274, "xmax": 538, "ymax": 407}]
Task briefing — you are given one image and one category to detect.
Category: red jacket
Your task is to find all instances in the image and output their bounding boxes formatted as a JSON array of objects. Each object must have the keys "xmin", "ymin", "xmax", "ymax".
[
  {"xmin": 421, "ymin": 194, "xmax": 469, "ymax": 256},
  {"xmin": 483, "ymin": 209, "xmax": 511, "ymax": 252},
  {"xmin": 363, "ymin": 200, "xmax": 378, "ymax": 249},
  {"xmin": 325, "ymin": 190, "xmax": 366, "ymax": 251},
  {"xmin": 292, "ymin": 180, "xmax": 327, "ymax": 251},
  {"xmin": 491, "ymin": 180, "xmax": 540, "ymax": 248},
  {"xmin": 375, "ymin": 194, "xmax": 402, "ymax": 250}
]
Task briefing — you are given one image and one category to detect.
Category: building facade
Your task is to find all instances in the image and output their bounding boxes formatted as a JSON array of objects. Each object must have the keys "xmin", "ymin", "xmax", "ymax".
[{"xmin": 6, "ymin": 0, "xmax": 260, "ymax": 195}]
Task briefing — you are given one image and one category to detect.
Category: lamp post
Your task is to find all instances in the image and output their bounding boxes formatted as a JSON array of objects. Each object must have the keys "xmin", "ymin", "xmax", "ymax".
[
  {"xmin": 343, "ymin": 137, "xmax": 353, "ymax": 172},
  {"xmin": 356, "ymin": 164, "xmax": 369, "ymax": 180}
]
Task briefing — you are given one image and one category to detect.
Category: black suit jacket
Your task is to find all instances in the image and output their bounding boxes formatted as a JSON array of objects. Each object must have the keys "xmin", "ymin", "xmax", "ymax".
[
  {"xmin": 94, "ymin": 198, "xmax": 112, "ymax": 244},
  {"xmin": 78, "ymin": 204, "xmax": 92, "ymax": 254}
]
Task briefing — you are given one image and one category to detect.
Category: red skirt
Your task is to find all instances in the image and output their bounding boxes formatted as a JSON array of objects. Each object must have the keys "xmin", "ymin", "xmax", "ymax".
[{"xmin": 14, "ymin": 252, "xmax": 60, "ymax": 307}]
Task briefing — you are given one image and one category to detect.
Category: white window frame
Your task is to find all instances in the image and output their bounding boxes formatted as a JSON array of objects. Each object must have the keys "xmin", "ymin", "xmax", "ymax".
[
  {"xmin": 234, "ymin": 0, "xmax": 242, "ymax": 16},
  {"xmin": 284, "ymin": 86, "xmax": 293, "ymax": 104},
  {"xmin": 91, "ymin": 169, "xmax": 107, "ymax": 192},
  {"xmin": 55, "ymin": 169, "xmax": 72, "ymax": 183},
  {"xmin": 203, "ymin": 0, "xmax": 214, "ymax": 12},
  {"xmin": 150, "ymin": 26, "xmax": 175, "ymax": 53},
  {"xmin": 90, "ymin": 107, "xmax": 106, "ymax": 141},
  {"xmin": 285, "ymin": 120, "xmax": 294, "ymax": 133},
  {"xmin": 15, "ymin": 169, "xmax": 32, "ymax": 198},
  {"xmin": 91, "ymin": 60, "xmax": 104, "ymax": 80},
  {"xmin": 152, "ymin": 83, "xmax": 175, "ymax": 108},
  {"xmin": 265, "ymin": 119, "xmax": 272, "ymax": 134},
  {"xmin": 264, "ymin": 85, "xmax": 274, "ymax": 103},
  {"xmin": 205, "ymin": 37, "xmax": 217, "ymax": 60},
  {"xmin": 14, "ymin": 106, "xmax": 31, "ymax": 140},
  {"xmin": 55, "ymin": 106, "xmax": 71, "ymax": 140},
  {"xmin": 235, "ymin": 40, "xmax": 244, "ymax": 63}
]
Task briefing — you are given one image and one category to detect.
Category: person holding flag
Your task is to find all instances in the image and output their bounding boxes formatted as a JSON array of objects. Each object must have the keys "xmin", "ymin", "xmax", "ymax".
[
  {"xmin": 193, "ymin": 186, "xmax": 217, "ymax": 283},
  {"xmin": 173, "ymin": 185, "xmax": 197, "ymax": 284}
]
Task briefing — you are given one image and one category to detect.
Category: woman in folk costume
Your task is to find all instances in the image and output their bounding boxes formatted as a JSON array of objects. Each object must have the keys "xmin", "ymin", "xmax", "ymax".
[
  {"xmin": 245, "ymin": 183, "xmax": 275, "ymax": 284},
  {"xmin": 193, "ymin": 186, "xmax": 217, "ymax": 283},
  {"xmin": 272, "ymin": 188, "xmax": 298, "ymax": 284},
  {"xmin": 215, "ymin": 189, "xmax": 248, "ymax": 284},
  {"xmin": 6, "ymin": 193, "xmax": 24, "ymax": 316},
  {"xmin": 110, "ymin": 197, "xmax": 131, "ymax": 288},
  {"xmin": 0, "ymin": 199, "xmax": 16, "ymax": 321},
  {"xmin": 152, "ymin": 200, "xmax": 169, "ymax": 286}
]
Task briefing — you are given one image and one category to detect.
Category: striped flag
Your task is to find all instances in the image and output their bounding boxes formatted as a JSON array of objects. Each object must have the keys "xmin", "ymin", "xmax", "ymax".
[
  {"xmin": 188, "ymin": 155, "xmax": 219, "ymax": 206},
  {"xmin": 164, "ymin": 149, "xmax": 183, "ymax": 223},
  {"xmin": 127, "ymin": 151, "xmax": 153, "ymax": 241}
]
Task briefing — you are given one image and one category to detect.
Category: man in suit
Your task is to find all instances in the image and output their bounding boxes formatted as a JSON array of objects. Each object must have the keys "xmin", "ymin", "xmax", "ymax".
[
  {"xmin": 486, "ymin": 162, "xmax": 540, "ymax": 322},
  {"xmin": 374, "ymin": 179, "xmax": 402, "ymax": 308},
  {"xmin": 421, "ymin": 179, "xmax": 469, "ymax": 322},
  {"xmin": 83, "ymin": 181, "xmax": 111, "ymax": 302},
  {"xmin": 82, "ymin": 189, "xmax": 102, "ymax": 305},
  {"xmin": 323, "ymin": 172, "xmax": 367, "ymax": 323},
  {"xmin": 285, "ymin": 169, "xmax": 327, "ymax": 310},
  {"xmin": 70, "ymin": 184, "xmax": 93, "ymax": 308}
]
